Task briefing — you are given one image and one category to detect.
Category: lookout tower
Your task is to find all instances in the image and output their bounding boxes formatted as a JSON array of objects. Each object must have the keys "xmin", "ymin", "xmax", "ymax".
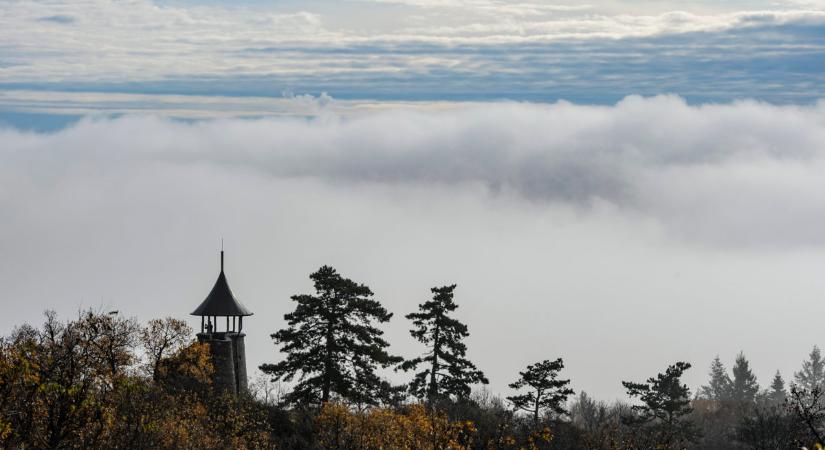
[{"xmin": 191, "ymin": 250, "xmax": 253, "ymax": 394}]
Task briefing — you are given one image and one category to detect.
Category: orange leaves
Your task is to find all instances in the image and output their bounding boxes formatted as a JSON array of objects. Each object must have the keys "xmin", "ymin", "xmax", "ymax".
[
  {"xmin": 0, "ymin": 311, "xmax": 274, "ymax": 450},
  {"xmin": 0, "ymin": 420, "xmax": 10, "ymax": 441},
  {"xmin": 141, "ymin": 317, "xmax": 193, "ymax": 380},
  {"xmin": 316, "ymin": 403, "xmax": 476, "ymax": 450},
  {"xmin": 158, "ymin": 342, "xmax": 213, "ymax": 383},
  {"xmin": 522, "ymin": 426, "xmax": 554, "ymax": 450},
  {"xmin": 314, "ymin": 403, "xmax": 558, "ymax": 450}
]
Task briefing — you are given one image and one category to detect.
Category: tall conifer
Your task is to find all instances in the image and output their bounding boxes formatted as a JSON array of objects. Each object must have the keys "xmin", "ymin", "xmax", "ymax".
[
  {"xmin": 730, "ymin": 352, "xmax": 759, "ymax": 405},
  {"xmin": 260, "ymin": 266, "xmax": 401, "ymax": 405},
  {"xmin": 622, "ymin": 362, "xmax": 698, "ymax": 449},
  {"xmin": 400, "ymin": 284, "xmax": 488, "ymax": 401},
  {"xmin": 768, "ymin": 370, "xmax": 787, "ymax": 405},
  {"xmin": 794, "ymin": 346, "xmax": 825, "ymax": 392},
  {"xmin": 700, "ymin": 355, "xmax": 731, "ymax": 401}
]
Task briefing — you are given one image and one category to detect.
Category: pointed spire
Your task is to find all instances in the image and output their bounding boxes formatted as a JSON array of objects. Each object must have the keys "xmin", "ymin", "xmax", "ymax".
[{"xmin": 191, "ymin": 248, "xmax": 253, "ymax": 317}]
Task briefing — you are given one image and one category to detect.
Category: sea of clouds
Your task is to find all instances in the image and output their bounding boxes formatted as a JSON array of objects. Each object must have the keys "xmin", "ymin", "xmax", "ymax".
[
  {"xmin": 3, "ymin": 96, "xmax": 825, "ymax": 399},
  {"xmin": 5, "ymin": 95, "xmax": 825, "ymax": 247}
]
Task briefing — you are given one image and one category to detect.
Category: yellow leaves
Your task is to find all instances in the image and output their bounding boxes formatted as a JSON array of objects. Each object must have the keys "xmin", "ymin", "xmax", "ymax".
[
  {"xmin": 0, "ymin": 420, "xmax": 11, "ymax": 441},
  {"xmin": 0, "ymin": 312, "xmax": 273, "ymax": 450},
  {"xmin": 175, "ymin": 342, "xmax": 214, "ymax": 383},
  {"xmin": 493, "ymin": 435, "xmax": 518, "ymax": 447},
  {"xmin": 485, "ymin": 423, "xmax": 553, "ymax": 450},
  {"xmin": 155, "ymin": 341, "xmax": 214, "ymax": 392},
  {"xmin": 316, "ymin": 402, "xmax": 476, "ymax": 450},
  {"xmin": 519, "ymin": 427, "xmax": 553, "ymax": 450}
]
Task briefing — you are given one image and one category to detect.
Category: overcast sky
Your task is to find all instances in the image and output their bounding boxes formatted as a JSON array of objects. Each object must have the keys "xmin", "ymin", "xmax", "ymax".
[{"xmin": 2, "ymin": 0, "xmax": 825, "ymax": 401}]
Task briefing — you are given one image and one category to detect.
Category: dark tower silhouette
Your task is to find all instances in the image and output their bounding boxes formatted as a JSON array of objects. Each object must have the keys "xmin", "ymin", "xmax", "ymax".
[{"xmin": 191, "ymin": 250, "xmax": 253, "ymax": 394}]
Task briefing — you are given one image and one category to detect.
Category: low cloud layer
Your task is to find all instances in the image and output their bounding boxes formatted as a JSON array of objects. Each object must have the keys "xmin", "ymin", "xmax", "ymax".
[
  {"xmin": 4, "ymin": 96, "xmax": 825, "ymax": 398},
  {"xmin": 4, "ymin": 95, "xmax": 825, "ymax": 247}
]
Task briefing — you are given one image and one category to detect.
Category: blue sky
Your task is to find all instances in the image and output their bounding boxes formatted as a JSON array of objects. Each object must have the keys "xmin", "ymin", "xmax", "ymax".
[{"xmin": 2, "ymin": 0, "xmax": 825, "ymax": 130}]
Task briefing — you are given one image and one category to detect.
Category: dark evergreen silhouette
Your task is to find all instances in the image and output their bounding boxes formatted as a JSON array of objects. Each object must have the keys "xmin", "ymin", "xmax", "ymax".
[
  {"xmin": 730, "ymin": 352, "xmax": 759, "ymax": 405},
  {"xmin": 622, "ymin": 362, "xmax": 697, "ymax": 449},
  {"xmin": 795, "ymin": 345, "xmax": 825, "ymax": 392},
  {"xmin": 768, "ymin": 370, "xmax": 787, "ymax": 405},
  {"xmin": 260, "ymin": 265, "xmax": 401, "ymax": 405},
  {"xmin": 507, "ymin": 358, "xmax": 575, "ymax": 426},
  {"xmin": 400, "ymin": 284, "xmax": 488, "ymax": 401},
  {"xmin": 699, "ymin": 355, "xmax": 731, "ymax": 401},
  {"xmin": 695, "ymin": 356, "xmax": 737, "ymax": 450}
]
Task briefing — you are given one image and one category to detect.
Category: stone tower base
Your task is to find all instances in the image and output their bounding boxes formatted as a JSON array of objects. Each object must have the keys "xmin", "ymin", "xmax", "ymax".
[{"xmin": 197, "ymin": 331, "xmax": 248, "ymax": 394}]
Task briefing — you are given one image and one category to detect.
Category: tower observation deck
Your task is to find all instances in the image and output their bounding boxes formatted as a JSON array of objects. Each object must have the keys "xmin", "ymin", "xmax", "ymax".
[{"xmin": 191, "ymin": 250, "xmax": 253, "ymax": 394}]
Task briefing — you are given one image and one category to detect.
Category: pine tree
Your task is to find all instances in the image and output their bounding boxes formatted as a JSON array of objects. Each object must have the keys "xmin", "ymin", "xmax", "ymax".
[
  {"xmin": 794, "ymin": 345, "xmax": 825, "ymax": 392},
  {"xmin": 622, "ymin": 362, "xmax": 698, "ymax": 449},
  {"xmin": 768, "ymin": 370, "xmax": 787, "ymax": 405},
  {"xmin": 730, "ymin": 352, "xmax": 759, "ymax": 405},
  {"xmin": 699, "ymin": 355, "xmax": 731, "ymax": 401},
  {"xmin": 260, "ymin": 265, "xmax": 402, "ymax": 405},
  {"xmin": 400, "ymin": 284, "xmax": 488, "ymax": 401},
  {"xmin": 507, "ymin": 358, "xmax": 575, "ymax": 426}
]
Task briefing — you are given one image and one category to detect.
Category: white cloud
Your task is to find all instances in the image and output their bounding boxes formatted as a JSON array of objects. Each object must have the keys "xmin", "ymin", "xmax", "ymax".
[
  {"xmin": 2, "ymin": 0, "xmax": 824, "ymax": 84},
  {"xmin": 0, "ymin": 89, "xmax": 489, "ymax": 118},
  {"xmin": 4, "ymin": 95, "xmax": 825, "ymax": 247},
  {"xmin": 4, "ymin": 96, "xmax": 825, "ymax": 399},
  {"xmin": 6, "ymin": 0, "xmax": 825, "ymax": 403}
]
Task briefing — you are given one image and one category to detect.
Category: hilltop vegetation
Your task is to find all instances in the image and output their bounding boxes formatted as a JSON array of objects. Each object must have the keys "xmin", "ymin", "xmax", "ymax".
[{"xmin": 2, "ymin": 265, "xmax": 825, "ymax": 449}]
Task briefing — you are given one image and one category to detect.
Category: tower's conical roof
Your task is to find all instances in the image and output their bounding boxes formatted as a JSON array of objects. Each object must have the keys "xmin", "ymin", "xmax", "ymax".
[{"xmin": 191, "ymin": 251, "xmax": 253, "ymax": 317}]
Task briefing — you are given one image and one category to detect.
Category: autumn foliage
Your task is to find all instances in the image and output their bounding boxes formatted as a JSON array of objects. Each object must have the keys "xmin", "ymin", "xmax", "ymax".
[
  {"xmin": 0, "ymin": 310, "xmax": 560, "ymax": 450},
  {"xmin": 0, "ymin": 311, "xmax": 276, "ymax": 450},
  {"xmin": 313, "ymin": 402, "xmax": 559, "ymax": 450},
  {"xmin": 316, "ymin": 403, "xmax": 475, "ymax": 450}
]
